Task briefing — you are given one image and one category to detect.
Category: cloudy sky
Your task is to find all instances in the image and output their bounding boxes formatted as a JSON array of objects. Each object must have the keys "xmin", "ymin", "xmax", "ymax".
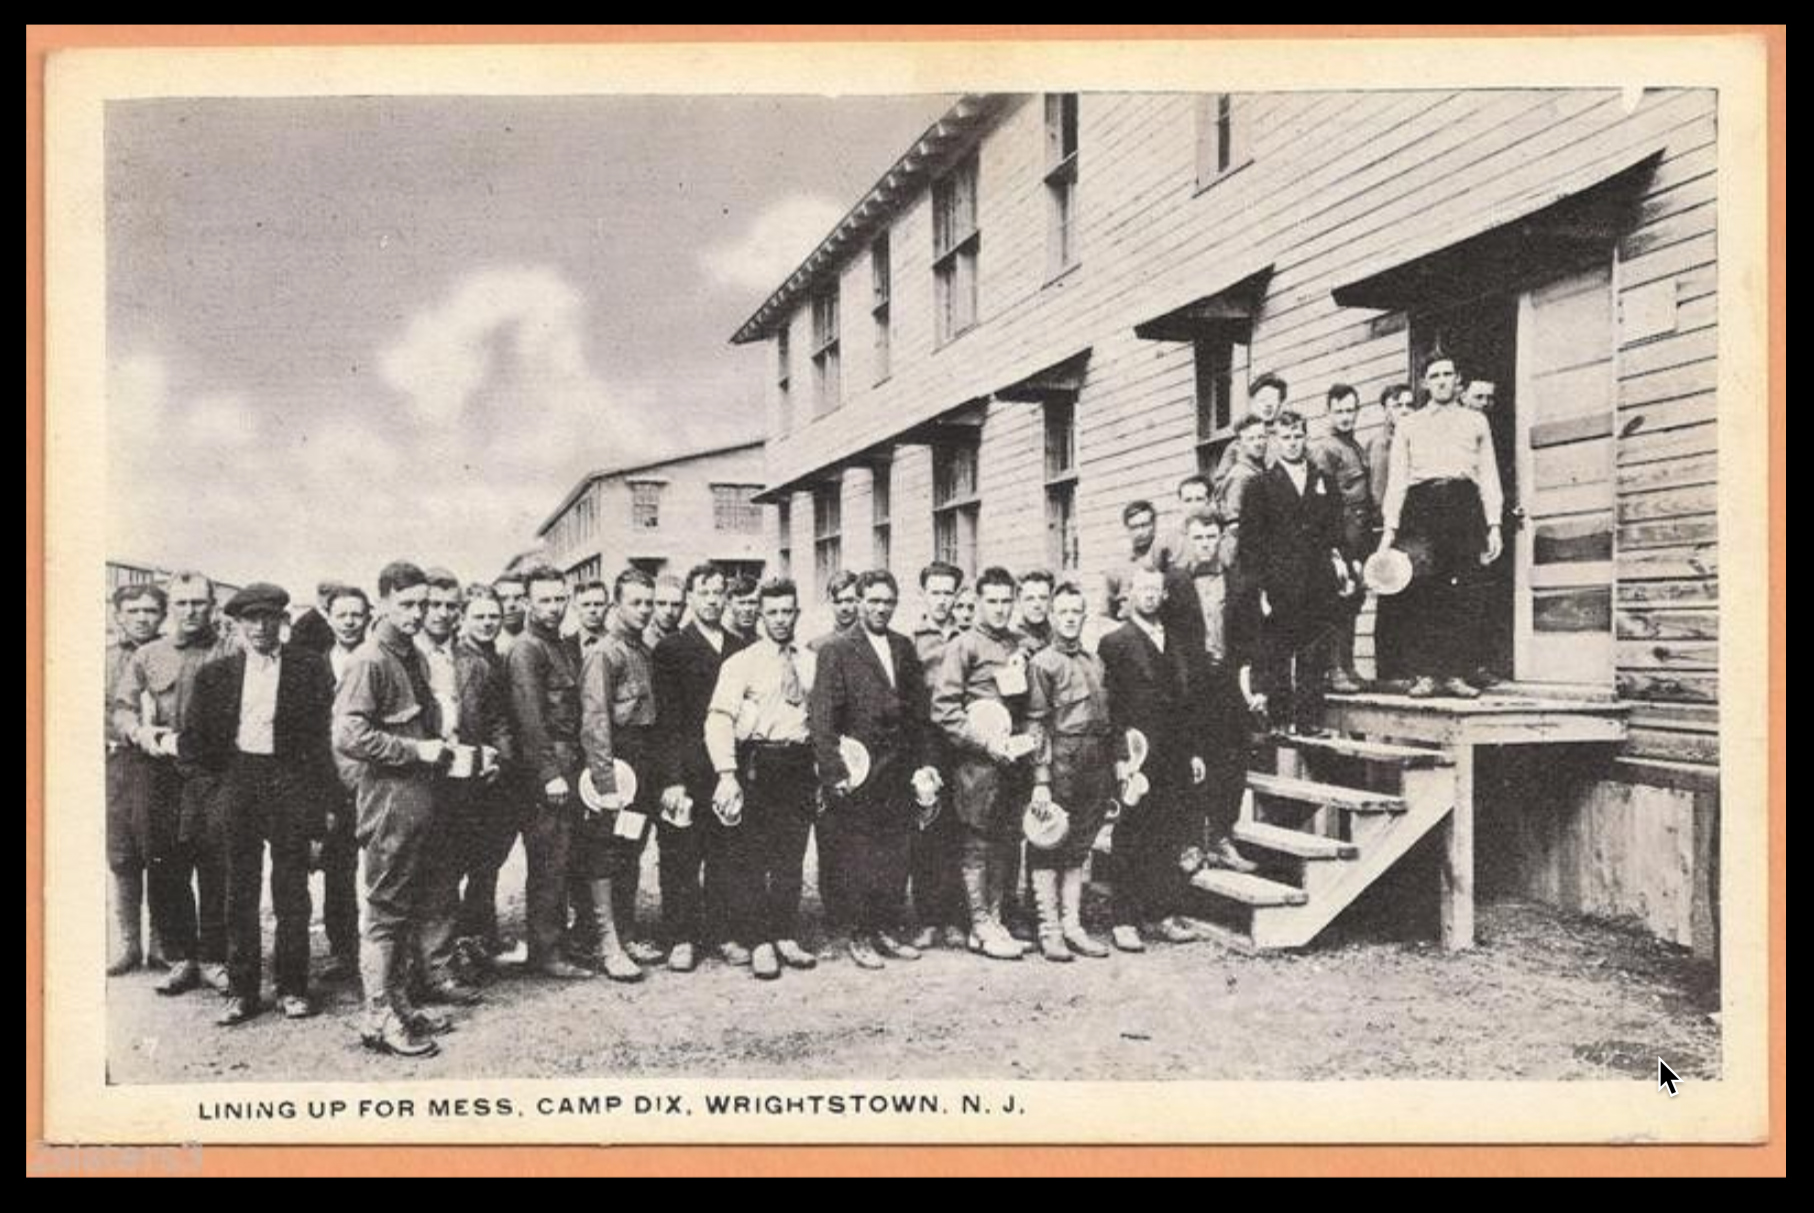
[{"xmin": 106, "ymin": 93, "xmax": 953, "ymax": 595}]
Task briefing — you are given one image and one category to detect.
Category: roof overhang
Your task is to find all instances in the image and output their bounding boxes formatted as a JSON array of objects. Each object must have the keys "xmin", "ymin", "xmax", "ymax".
[
  {"xmin": 1331, "ymin": 148, "xmax": 1664, "ymax": 312},
  {"xmin": 1133, "ymin": 265, "xmax": 1274, "ymax": 342}
]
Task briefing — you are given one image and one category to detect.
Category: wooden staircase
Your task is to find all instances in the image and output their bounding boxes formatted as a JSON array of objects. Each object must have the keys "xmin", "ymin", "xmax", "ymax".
[{"xmin": 1188, "ymin": 733, "xmax": 1458, "ymax": 949}]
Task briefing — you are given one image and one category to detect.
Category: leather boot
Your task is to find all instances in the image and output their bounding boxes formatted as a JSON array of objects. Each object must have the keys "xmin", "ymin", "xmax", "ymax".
[
  {"xmin": 1060, "ymin": 867, "xmax": 1110, "ymax": 958},
  {"xmin": 987, "ymin": 844, "xmax": 1032, "ymax": 956},
  {"xmin": 1030, "ymin": 869, "xmax": 1071, "ymax": 963},
  {"xmin": 108, "ymin": 870, "xmax": 144, "ymax": 976},
  {"xmin": 962, "ymin": 854, "xmax": 1020, "ymax": 961}
]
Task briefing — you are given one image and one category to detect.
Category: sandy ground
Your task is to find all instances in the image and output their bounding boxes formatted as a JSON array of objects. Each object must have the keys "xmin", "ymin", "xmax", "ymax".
[{"xmin": 106, "ymin": 844, "xmax": 1720, "ymax": 1085}]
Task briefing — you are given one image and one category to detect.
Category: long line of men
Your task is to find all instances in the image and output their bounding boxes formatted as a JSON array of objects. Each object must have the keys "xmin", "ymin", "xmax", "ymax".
[{"xmin": 103, "ymin": 355, "xmax": 1505, "ymax": 1060}]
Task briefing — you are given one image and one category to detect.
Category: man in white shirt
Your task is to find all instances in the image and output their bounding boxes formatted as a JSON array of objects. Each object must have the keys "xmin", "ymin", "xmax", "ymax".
[
  {"xmin": 184, "ymin": 583, "xmax": 338, "ymax": 1026},
  {"xmin": 1376, "ymin": 357, "xmax": 1505, "ymax": 698},
  {"xmin": 705, "ymin": 579, "xmax": 819, "ymax": 980}
]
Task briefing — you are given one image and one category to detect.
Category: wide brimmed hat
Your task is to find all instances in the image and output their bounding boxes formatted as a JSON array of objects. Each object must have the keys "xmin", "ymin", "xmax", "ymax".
[
  {"xmin": 578, "ymin": 760, "xmax": 638, "ymax": 812},
  {"xmin": 1363, "ymin": 548, "xmax": 1415, "ymax": 596},
  {"xmin": 965, "ymin": 699, "xmax": 1014, "ymax": 749},
  {"xmin": 838, "ymin": 735, "xmax": 871, "ymax": 790},
  {"xmin": 1023, "ymin": 798, "xmax": 1071, "ymax": 850}
]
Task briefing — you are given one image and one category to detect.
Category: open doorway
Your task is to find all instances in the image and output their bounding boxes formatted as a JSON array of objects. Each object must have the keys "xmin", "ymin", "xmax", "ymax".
[{"xmin": 1409, "ymin": 295, "xmax": 1519, "ymax": 682}]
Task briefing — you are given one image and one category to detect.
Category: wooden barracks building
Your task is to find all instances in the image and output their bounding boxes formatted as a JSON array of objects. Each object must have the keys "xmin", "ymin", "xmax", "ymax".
[{"xmin": 733, "ymin": 89, "xmax": 1721, "ymax": 957}]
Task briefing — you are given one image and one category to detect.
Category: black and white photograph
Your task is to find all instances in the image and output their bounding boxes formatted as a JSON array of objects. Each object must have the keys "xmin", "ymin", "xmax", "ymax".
[{"xmin": 41, "ymin": 31, "xmax": 1773, "ymax": 1148}]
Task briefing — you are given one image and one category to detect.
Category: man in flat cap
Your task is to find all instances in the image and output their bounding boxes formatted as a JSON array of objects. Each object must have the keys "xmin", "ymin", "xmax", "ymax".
[{"xmin": 182, "ymin": 583, "xmax": 338, "ymax": 1025}]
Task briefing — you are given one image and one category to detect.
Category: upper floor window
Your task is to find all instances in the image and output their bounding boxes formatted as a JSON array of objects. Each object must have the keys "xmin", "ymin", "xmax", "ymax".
[
  {"xmin": 1195, "ymin": 93, "xmax": 1251, "ymax": 189},
  {"xmin": 1045, "ymin": 93, "xmax": 1080, "ymax": 277},
  {"xmin": 871, "ymin": 234, "xmax": 892, "ymax": 384},
  {"xmin": 811, "ymin": 284, "xmax": 841, "ymax": 415},
  {"xmin": 630, "ymin": 480, "xmax": 663, "ymax": 530},
  {"xmin": 933, "ymin": 153, "xmax": 980, "ymax": 344},
  {"xmin": 711, "ymin": 484, "xmax": 763, "ymax": 534}
]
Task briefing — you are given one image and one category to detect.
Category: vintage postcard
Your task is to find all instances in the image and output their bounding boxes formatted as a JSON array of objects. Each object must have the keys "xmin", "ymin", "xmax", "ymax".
[{"xmin": 35, "ymin": 28, "xmax": 1776, "ymax": 1159}]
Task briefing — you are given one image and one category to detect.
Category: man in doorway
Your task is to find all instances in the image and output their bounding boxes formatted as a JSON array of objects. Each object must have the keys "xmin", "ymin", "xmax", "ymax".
[
  {"xmin": 1310, "ymin": 383, "xmax": 1377, "ymax": 693},
  {"xmin": 1377, "ymin": 356, "xmax": 1505, "ymax": 698}
]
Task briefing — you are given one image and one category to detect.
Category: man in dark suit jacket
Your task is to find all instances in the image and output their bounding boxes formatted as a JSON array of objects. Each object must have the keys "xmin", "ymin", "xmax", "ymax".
[
  {"xmin": 809, "ymin": 570, "xmax": 943, "ymax": 970},
  {"xmin": 652, "ymin": 563, "xmax": 749, "ymax": 971},
  {"xmin": 1098, "ymin": 567, "xmax": 1213, "ymax": 951},
  {"xmin": 1243, "ymin": 409, "xmax": 1351, "ymax": 733},
  {"xmin": 286, "ymin": 581, "xmax": 344, "ymax": 655},
  {"xmin": 183, "ymin": 583, "xmax": 338, "ymax": 1026}
]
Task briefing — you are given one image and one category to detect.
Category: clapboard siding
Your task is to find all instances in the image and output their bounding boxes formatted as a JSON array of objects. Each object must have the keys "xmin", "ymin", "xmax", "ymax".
[{"xmin": 753, "ymin": 86, "xmax": 1721, "ymax": 783}]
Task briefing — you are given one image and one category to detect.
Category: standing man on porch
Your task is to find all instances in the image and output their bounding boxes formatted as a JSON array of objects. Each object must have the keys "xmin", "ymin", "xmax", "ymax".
[
  {"xmin": 1376, "ymin": 356, "xmax": 1505, "ymax": 699},
  {"xmin": 1311, "ymin": 383, "xmax": 1377, "ymax": 694}
]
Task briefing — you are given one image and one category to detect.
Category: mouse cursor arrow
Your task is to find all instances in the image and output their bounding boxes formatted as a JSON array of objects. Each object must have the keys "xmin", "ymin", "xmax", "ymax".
[{"xmin": 1657, "ymin": 1058, "xmax": 1681, "ymax": 1097}]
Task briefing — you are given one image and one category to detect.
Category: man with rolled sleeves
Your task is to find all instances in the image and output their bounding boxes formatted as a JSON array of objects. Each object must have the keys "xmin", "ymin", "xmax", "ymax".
[
  {"xmin": 111, "ymin": 572, "xmax": 237, "ymax": 998},
  {"xmin": 1376, "ymin": 356, "xmax": 1505, "ymax": 698},
  {"xmin": 1098, "ymin": 567, "xmax": 1214, "ymax": 951},
  {"xmin": 504, "ymin": 564, "xmax": 594, "ymax": 981},
  {"xmin": 907, "ymin": 561, "xmax": 968, "ymax": 950},
  {"xmin": 106, "ymin": 582, "xmax": 167, "ymax": 975},
  {"xmin": 318, "ymin": 585, "xmax": 371, "ymax": 981},
  {"xmin": 932, "ymin": 566, "xmax": 1037, "ymax": 961},
  {"xmin": 705, "ymin": 578, "xmax": 820, "ymax": 981},
  {"xmin": 811, "ymin": 569, "xmax": 940, "ymax": 970},
  {"xmin": 332, "ymin": 560, "xmax": 452, "ymax": 1057},
  {"xmin": 1024, "ymin": 581, "xmax": 1114, "ymax": 963},
  {"xmin": 184, "ymin": 583, "xmax": 338, "ymax": 1026},
  {"xmin": 1311, "ymin": 384, "xmax": 1377, "ymax": 694},
  {"xmin": 453, "ymin": 583, "xmax": 518, "ymax": 957},
  {"xmin": 653, "ymin": 563, "xmax": 748, "ymax": 972},
  {"xmin": 576, "ymin": 568, "xmax": 663, "ymax": 981}
]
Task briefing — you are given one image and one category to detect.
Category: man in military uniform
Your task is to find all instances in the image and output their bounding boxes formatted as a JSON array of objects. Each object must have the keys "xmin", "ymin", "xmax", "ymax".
[
  {"xmin": 504, "ymin": 564, "xmax": 594, "ymax": 980},
  {"xmin": 1024, "ymin": 581, "xmax": 1114, "ymax": 963},
  {"xmin": 111, "ymin": 571, "xmax": 238, "ymax": 998},
  {"xmin": 907, "ymin": 562, "xmax": 968, "ymax": 950},
  {"xmin": 106, "ymin": 582, "xmax": 167, "ymax": 975},
  {"xmin": 333, "ymin": 561, "xmax": 454, "ymax": 1057},
  {"xmin": 1310, "ymin": 384, "xmax": 1377, "ymax": 694},
  {"xmin": 453, "ymin": 583, "xmax": 518, "ymax": 958},
  {"xmin": 318, "ymin": 585, "xmax": 371, "ymax": 980},
  {"xmin": 932, "ymin": 566, "xmax": 1037, "ymax": 961},
  {"xmin": 576, "ymin": 568, "xmax": 664, "ymax": 980}
]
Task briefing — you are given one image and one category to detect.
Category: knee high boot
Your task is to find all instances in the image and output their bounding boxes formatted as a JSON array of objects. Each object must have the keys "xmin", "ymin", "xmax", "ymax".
[
  {"xmin": 1030, "ymin": 868, "xmax": 1071, "ymax": 963},
  {"xmin": 1060, "ymin": 867, "xmax": 1109, "ymax": 958},
  {"xmin": 962, "ymin": 844, "xmax": 1019, "ymax": 960},
  {"xmin": 108, "ymin": 869, "xmax": 144, "ymax": 975}
]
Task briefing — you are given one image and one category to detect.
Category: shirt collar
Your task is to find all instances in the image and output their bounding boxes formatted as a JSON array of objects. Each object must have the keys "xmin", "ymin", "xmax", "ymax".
[
  {"xmin": 1131, "ymin": 614, "xmax": 1166, "ymax": 644},
  {"xmin": 376, "ymin": 619, "xmax": 416, "ymax": 656},
  {"xmin": 1052, "ymin": 636, "xmax": 1083, "ymax": 656},
  {"xmin": 173, "ymin": 623, "xmax": 220, "ymax": 651},
  {"xmin": 528, "ymin": 618, "xmax": 563, "ymax": 642},
  {"xmin": 977, "ymin": 622, "xmax": 1017, "ymax": 645}
]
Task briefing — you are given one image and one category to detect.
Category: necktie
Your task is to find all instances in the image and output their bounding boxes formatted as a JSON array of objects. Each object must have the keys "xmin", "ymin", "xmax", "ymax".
[{"xmin": 780, "ymin": 645, "xmax": 804, "ymax": 706}]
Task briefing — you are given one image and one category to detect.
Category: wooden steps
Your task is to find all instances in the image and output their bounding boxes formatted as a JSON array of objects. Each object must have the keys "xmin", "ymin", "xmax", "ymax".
[
  {"xmin": 1233, "ymin": 820, "xmax": 1358, "ymax": 861},
  {"xmin": 1188, "ymin": 868, "xmax": 1309, "ymax": 906},
  {"xmin": 1271, "ymin": 733, "xmax": 1453, "ymax": 768},
  {"xmin": 1185, "ymin": 732, "xmax": 1458, "ymax": 950},
  {"xmin": 1247, "ymin": 772, "xmax": 1405, "ymax": 814}
]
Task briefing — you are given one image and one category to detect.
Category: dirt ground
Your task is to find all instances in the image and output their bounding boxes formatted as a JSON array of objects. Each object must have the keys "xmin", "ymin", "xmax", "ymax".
[{"xmin": 106, "ymin": 846, "xmax": 1721, "ymax": 1085}]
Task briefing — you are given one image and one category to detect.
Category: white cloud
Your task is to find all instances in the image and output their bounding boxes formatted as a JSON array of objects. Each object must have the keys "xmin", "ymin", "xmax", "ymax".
[{"xmin": 699, "ymin": 194, "xmax": 845, "ymax": 294}]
